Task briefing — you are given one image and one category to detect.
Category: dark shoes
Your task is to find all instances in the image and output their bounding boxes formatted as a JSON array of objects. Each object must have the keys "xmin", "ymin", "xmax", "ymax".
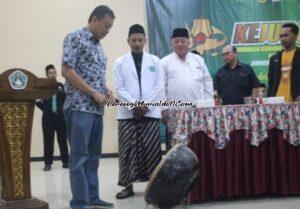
[
  {"xmin": 87, "ymin": 199, "xmax": 114, "ymax": 208},
  {"xmin": 62, "ymin": 163, "xmax": 69, "ymax": 168},
  {"xmin": 43, "ymin": 163, "xmax": 68, "ymax": 171},
  {"xmin": 43, "ymin": 165, "xmax": 51, "ymax": 171},
  {"xmin": 116, "ymin": 186, "xmax": 134, "ymax": 199}
]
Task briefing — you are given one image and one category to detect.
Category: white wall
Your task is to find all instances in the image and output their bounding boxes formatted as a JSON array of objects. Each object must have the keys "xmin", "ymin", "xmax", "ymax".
[{"xmin": 0, "ymin": 0, "xmax": 148, "ymax": 156}]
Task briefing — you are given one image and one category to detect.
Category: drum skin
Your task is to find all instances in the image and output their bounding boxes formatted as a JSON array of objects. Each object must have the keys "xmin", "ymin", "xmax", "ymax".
[{"xmin": 145, "ymin": 144, "xmax": 200, "ymax": 209}]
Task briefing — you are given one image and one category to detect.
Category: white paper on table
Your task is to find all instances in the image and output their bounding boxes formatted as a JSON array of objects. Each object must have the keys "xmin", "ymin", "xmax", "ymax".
[
  {"xmin": 262, "ymin": 97, "xmax": 285, "ymax": 104},
  {"xmin": 196, "ymin": 99, "xmax": 215, "ymax": 108}
]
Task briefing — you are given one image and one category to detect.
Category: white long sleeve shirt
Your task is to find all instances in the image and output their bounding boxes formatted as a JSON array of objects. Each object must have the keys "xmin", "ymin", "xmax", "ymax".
[
  {"xmin": 114, "ymin": 52, "xmax": 164, "ymax": 119},
  {"xmin": 160, "ymin": 52, "xmax": 213, "ymax": 105}
]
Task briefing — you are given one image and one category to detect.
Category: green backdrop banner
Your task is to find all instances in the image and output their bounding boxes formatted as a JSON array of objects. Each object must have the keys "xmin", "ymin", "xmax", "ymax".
[{"xmin": 146, "ymin": 0, "xmax": 300, "ymax": 84}]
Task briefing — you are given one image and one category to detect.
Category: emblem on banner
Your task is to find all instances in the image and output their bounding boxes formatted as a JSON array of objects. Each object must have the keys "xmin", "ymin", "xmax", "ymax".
[
  {"xmin": 8, "ymin": 70, "xmax": 28, "ymax": 90},
  {"xmin": 188, "ymin": 18, "xmax": 227, "ymax": 57}
]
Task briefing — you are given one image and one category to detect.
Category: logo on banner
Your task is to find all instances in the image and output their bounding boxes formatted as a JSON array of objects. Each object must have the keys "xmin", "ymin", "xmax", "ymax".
[{"xmin": 188, "ymin": 18, "xmax": 227, "ymax": 57}]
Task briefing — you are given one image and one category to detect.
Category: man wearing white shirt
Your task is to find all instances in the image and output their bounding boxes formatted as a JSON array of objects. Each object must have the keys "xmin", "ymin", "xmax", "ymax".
[
  {"xmin": 160, "ymin": 28, "xmax": 213, "ymax": 122},
  {"xmin": 114, "ymin": 24, "xmax": 164, "ymax": 199}
]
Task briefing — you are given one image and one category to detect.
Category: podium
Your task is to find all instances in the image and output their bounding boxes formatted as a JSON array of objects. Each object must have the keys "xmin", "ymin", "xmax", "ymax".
[{"xmin": 0, "ymin": 69, "xmax": 59, "ymax": 209}]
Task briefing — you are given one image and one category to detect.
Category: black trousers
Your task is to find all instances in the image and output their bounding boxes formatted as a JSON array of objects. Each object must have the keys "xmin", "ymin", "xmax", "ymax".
[{"xmin": 42, "ymin": 112, "xmax": 69, "ymax": 165}]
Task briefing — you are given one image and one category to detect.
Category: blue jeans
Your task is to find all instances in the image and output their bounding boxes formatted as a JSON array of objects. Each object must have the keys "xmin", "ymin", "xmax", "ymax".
[{"xmin": 64, "ymin": 110, "xmax": 103, "ymax": 209}]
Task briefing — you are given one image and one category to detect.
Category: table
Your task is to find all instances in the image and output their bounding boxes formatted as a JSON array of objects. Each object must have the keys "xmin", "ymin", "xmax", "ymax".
[{"xmin": 167, "ymin": 103, "xmax": 300, "ymax": 201}]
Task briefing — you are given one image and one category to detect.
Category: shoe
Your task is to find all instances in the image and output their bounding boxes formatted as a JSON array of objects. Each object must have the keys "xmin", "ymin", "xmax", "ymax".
[
  {"xmin": 115, "ymin": 186, "xmax": 134, "ymax": 199},
  {"xmin": 62, "ymin": 163, "xmax": 69, "ymax": 168},
  {"xmin": 87, "ymin": 199, "xmax": 114, "ymax": 208},
  {"xmin": 43, "ymin": 165, "xmax": 51, "ymax": 171}
]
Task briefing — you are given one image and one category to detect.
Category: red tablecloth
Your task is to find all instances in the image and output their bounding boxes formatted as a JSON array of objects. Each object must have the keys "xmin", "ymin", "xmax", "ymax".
[
  {"xmin": 188, "ymin": 129, "xmax": 300, "ymax": 202},
  {"xmin": 167, "ymin": 103, "xmax": 300, "ymax": 202}
]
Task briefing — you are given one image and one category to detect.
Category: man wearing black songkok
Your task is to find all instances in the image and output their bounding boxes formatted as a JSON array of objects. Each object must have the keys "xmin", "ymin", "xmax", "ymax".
[
  {"xmin": 160, "ymin": 28, "xmax": 213, "ymax": 128},
  {"xmin": 114, "ymin": 24, "xmax": 164, "ymax": 199}
]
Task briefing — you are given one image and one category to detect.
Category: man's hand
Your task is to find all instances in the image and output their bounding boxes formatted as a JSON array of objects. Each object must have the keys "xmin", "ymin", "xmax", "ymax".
[
  {"xmin": 133, "ymin": 106, "xmax": 149, "ymax": 120},
  {"xmin": 251, "ymin": 87, "xmax": 259, "ymax": 103},
  {"xmin": 104, "ymin": 86, "xmax": 117, "ymax": 102},
  {"xmin": 105, "ymin": 90, "xmax": 116, "ymax": 102},
  {"xmin": 213, "ymin": 92, "xmax": 222, "ymax": 106},
  {"xmin": 91, "ymin": 90, "xmax": 108, "ymax": 107},
  {"xmin": 161, "ymin": 110, "xmax": 168, "ymax": 125}
]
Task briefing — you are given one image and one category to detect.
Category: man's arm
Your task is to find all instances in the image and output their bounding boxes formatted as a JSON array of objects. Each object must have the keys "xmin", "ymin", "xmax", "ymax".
[
  {"xmin": 61, "ymin": 64, "xmax": 107, "ymax": 106},
  {"xmin": 143, "ymin": 60, "xmax": 165, "ymax": 108},
  {"xmin": 160, "ymin": 58, "xmax": 169, "ymax": 124},
  {"xmin": 213, "ymin": 71, "xmax": 221, "ymax": 97},
  {"xmin": 267, "ymin": 56, "xmax": 275, "ymax": 97},
  {"xmin": 114, "ymin": 60, "xmax": 137, "ymax": 110},
  {"xmin": 249, "ymin": 67, "xmax": 261, "ymax": 99},
  {"xmin": 201, "ymin": 60, "xmax": 214, "ymax": 99}
]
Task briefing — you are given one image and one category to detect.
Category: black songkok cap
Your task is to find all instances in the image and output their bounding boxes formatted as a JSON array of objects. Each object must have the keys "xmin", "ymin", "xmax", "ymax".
[
  {"xmin": 172, "ymin": 28, "xmax": 189, "ymax": 38},
  {"xmin": 128, "ymin": 24, "xmax": 145, "ymax": 36}
]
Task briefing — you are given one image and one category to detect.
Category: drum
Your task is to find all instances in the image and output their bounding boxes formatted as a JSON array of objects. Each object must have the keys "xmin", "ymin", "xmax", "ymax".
[{"xmin": 145, "ymin": 144, "xmax": 199, "ymax": 209}]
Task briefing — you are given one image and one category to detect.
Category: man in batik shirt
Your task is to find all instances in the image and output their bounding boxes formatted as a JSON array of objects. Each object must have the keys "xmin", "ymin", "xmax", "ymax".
[{"xmin": 61, "ymin": 5, "xmax": 115, "ymax": 209}]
